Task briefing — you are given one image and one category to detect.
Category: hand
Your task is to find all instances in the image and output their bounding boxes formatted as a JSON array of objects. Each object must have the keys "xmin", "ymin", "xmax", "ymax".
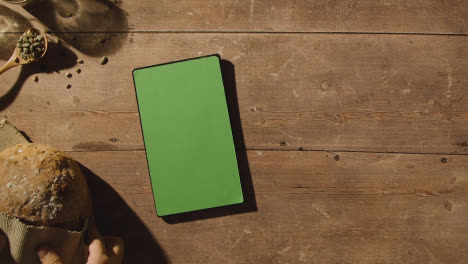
[{"xmin": 38, "ymin": 225, "xmax": 124, "ymax": 264}]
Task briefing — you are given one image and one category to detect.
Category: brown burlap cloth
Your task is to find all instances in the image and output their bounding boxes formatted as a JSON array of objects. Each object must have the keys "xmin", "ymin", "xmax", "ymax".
[{"xmin": 0, "ymin": 119, "xmax": 88, "ymax": 264}]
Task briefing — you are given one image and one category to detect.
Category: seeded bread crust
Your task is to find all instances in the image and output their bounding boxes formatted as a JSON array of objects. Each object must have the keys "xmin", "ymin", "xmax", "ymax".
[{"xmin": 0, "ymin": 143, "xmax": 91, "ymax": 230}]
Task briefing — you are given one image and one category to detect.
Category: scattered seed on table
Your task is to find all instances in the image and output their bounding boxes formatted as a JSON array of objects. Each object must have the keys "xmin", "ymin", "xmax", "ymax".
[
  {"xmin": 66, "ymin": 72, "xmax": 72, "ymax": 78},
  {"xmin": 33, "ymin": 76, "xmax": 38, "ymax": 82},
  {"xmin": 77, "ymin": 59, "xmax": 84, "ymax": 64},
  {"xmin": 100, "ymin": 56, "xmax": 108, "ymax": 65},
  {"xmin": 66, "ymin": 84, "xmax": 72, "ymax": 89},
  {"xmin": 76, "ymin": 68, "xmax": 81, "ymax": 74}
]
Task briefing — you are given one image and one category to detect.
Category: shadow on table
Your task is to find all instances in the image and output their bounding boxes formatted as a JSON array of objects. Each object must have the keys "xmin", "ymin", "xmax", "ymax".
[
  {"xmin": 0, "ymin": 42, "xmax": 77, "ymax": 111},
  {"xmin": 80, "ymin": 165, "xmax": 169, "ymax": 264},
  {"xmin": 24, "ymin": 0, "xmax": 128, "ymax": 56},
  {"xmin": 0, "ymin": 5, "xmax": 32, "ymax": 60},
  {"xmin": 163, "ymin": 58, "xmax": 258, "ymax": 224}
]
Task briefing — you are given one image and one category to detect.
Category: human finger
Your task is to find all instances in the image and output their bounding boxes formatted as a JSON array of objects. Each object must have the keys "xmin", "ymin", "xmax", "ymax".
[
  {"xmin": 37, "ymin": 246, "xmax": 63, "ymax": 264},
  {"xmin": 87, "ymin": 238, "xmax": 109, "ymax": 264},
  {"xmin": 103, "ymin": 236, "xmax": 124, "ymax": 259}
]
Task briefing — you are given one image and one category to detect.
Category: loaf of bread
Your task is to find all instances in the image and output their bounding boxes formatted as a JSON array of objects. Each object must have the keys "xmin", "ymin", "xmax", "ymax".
[{"xmin": 0, "ymin": 143, "xmax": 91, "ymax": 230}]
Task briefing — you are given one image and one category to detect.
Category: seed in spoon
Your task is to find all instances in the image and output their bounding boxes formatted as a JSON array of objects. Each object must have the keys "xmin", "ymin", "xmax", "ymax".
[
  {"xmin": 17, "ymin": 29, "xmax": 46, "ymax": 62},
  {"xmin": 33, "ymin": 76, "xmax": 38, "ymax": 82}
]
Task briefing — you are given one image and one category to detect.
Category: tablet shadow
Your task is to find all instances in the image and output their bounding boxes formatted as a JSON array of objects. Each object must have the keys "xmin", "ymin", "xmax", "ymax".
[
  {"xmin": 80, "ymin": 165, "xmax": 168, "ymax": 264},
  {"xmin": 162, "ymin": 58, "xmax": 257, "ymax": 224}
]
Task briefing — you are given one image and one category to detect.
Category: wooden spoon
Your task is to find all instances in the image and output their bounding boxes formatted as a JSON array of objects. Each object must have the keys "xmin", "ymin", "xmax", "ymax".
[{"xmin": 0, "ymin": 28, "xmax": 48, "ymax": 74}]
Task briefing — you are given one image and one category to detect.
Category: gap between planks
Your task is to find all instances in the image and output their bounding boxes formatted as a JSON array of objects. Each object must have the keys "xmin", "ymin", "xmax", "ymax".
[
  {"xmin": 65, "ymin": 148, "xmax": 468, "ymax": 156},
  {"xmin": 1, "ymin": 31, "xmax": 468, "ymax": 36}
]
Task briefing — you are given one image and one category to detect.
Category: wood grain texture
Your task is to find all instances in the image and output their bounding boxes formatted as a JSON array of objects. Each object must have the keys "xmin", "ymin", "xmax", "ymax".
[
  {"xmin": 2, "ymin": 0, "xmax": 467, "ymax": 34},
  {"xmin": 1, "ymin": 33, "xmax": 467, "ymax": 153},
  {"xmin": 69, "ymin": 150, "xmax": 468, "ymax": 264},
  {"xmin": 4, "ymin": 111, "xmax": 143, "ymax": 151},
  {"xmin": 1, "ymin": 2, "xmax": 467, "ymax": 263}
]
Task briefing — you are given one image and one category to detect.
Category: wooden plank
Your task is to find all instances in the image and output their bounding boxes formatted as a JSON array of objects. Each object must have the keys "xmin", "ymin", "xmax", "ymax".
[
  {"xmin": 4, "ymin": 111, "xmax": 143, "ymax": 151},
  {"xmin": 69, "ymin": 150, "xmax": 468, "ymax": 264},
  {"xmin": 2, "ymin": 1, "xmax": 467, "ymax": 34},
  {"xmin": 71, "ymin": 150, "xmax": 466, "ymax": 197},
  {"xmin": 2, "ymin": 33, "xmax": 467, "ymax": 153}
]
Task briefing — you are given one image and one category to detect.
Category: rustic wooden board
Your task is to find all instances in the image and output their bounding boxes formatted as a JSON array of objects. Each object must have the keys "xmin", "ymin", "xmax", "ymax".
[
  {"xmin": 1, "ymin": 1, "xmax": 467, "ymax": 264},
  {"xmin": 71, "ymin": 150, "xmax": 466, "ymax": 197},
  {"xmin": 1, "ymin": 33, "xmax": 467, "ymax": 153},
  {"xmin": 69, "ymin": 150, "xmax": 468, "ymax": 264},
  {"xmin": 4, "ymin": 111, "xmax": 143, "ymax": 151},
  {"xmin": 2, "ymin": 0, "xmax": 467, "ymax": 34}
]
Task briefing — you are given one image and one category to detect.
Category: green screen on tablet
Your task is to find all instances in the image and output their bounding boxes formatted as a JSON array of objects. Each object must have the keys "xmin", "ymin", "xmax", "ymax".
[{"xmin": 133, "ymin": 55, "xmax": 244, "ymax": 216}]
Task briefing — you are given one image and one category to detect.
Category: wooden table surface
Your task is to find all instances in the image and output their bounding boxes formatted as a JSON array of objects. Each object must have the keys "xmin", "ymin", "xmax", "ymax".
[{"xmin": 0, "ymin": 1, "xmax": 467, "ymax": 263}]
